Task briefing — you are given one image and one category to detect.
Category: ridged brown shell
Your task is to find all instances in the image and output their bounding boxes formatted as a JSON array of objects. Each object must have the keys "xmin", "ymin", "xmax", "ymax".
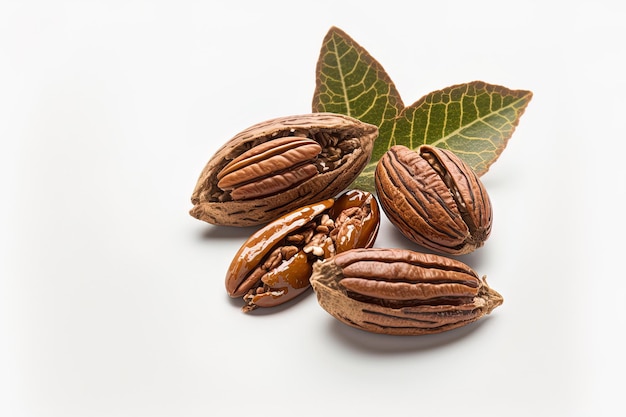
[
  {"xmin": 190, "ymin": 113, "xmax": 378, "ymax": 227},
  {"xmin": 310, "ymin": 248, "xmax": 503, "ymax": 335},
  {"xmin": 375, "ymin": 145, "xmax": 492, "ymax": 255}
]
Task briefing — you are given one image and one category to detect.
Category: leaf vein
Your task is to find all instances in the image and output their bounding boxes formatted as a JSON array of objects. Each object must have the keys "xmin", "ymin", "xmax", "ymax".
[{"xmin": 430, "ymin": 96, "xmax": 529, "ymax": 148}]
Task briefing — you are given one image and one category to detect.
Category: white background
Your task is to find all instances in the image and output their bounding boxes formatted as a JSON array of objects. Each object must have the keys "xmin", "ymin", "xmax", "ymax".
[{"xmin": 1, "ymin": 1, "xmax": 624, "ymax": 416}]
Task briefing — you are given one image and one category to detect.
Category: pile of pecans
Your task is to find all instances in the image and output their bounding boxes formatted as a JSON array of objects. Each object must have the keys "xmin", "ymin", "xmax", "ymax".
[{"xmin": 191, "ymin": 114, "xmax": 503, "ymax": 336}]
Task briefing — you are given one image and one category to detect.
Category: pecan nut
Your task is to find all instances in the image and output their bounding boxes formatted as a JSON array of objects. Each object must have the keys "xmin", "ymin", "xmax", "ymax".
[
  {"xmin": 310, "ymin": 248, "xmax": 503, "ymax": 335},
  {"xmin": 225, "ymin": 190, "xmax": 380, "ymax": 312},
  {"xmin": 375, "ymin": 145, "xmax": 493, "ymax": 255},
  {"xmin": 190, "ymin": 113, "xmax": 378, "ymax": 227}
]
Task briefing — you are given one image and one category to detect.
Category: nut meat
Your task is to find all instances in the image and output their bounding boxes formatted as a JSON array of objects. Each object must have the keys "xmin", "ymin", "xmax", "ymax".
[
  {"xmin": 310, "ymin": 248, "xmax": 503, "ymax": 335},
  {"xmin": 225, "ymin": 190, "xmax": 380, "ymax": 312},
  {"xmin": 190, "ymin": 113, "xmax": 378, "ymax": 227},
  {"xmin": 375, "ymin": 145, "xmax": 493, "ymax": 255}
]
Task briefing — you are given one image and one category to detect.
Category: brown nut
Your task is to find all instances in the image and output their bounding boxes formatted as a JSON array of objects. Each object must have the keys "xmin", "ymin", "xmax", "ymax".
[
  {"xmin": 225, "ymin": 190, "xmax": 380, "ymax": 312},
  {"xmin": 310, "ymin": 248, "xmax": 503, "ymax": 335},
  {"xmin": 190, "ymin": 113, "xmax": 378, "ymax": 227},
  {"xmin": 374, "ymin": 145, "xmax": 492, "ymax": 255}
]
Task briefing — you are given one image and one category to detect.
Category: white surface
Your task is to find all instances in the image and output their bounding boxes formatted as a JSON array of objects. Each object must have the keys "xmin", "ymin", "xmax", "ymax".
[{"xmin": 1, "ymin": 1, "xmax": 623, "ymax": 416}]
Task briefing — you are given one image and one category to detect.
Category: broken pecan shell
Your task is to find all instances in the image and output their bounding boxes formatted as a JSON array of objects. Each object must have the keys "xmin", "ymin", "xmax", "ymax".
[
  {"xmin": 225, "ymin": 190, "xmax": 380, "ymax": 312},
  {"xmin": 310, "ymin": 248, "xmax": 503, "ymax": 335},
  {"xmin": 190, "ymin": 113, "xmax": 378, "ymax": 227}
]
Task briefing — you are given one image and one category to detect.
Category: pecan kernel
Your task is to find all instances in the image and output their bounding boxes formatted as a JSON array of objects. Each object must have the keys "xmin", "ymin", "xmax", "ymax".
[
  {"xmin": 216, "ymin": 137, "xmax": 322, "ymax": 200},
  {"xmin": 190, "ymin": 113, "xmax": 378, "ymax": 227},
  {"xmin": 225, "ymin": 190, "xmax": 380, "ymax": 312},
  {"xmin": 375, "ymin": 145, "xmax": 492, "ymax": 255},
  {"xmin": 310, "ymin": 248, "xmax": 503, "ymax": 335}
]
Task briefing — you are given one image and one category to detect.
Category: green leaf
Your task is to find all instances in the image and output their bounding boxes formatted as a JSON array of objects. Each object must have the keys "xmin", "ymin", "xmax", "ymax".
[
  {"xmin": 312, "ymin": 26, "xmax": 404, "ymax": 153},
  {"xmin": 312, "ymin": 27, "xmax": 533, "ymax": 192}
]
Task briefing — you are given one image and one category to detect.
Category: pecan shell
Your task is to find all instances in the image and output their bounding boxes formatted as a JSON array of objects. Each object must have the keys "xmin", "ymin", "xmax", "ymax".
[
  {"xmin": 225, "ymin": 190, "xmax": 380, "ymax": 312},
  {"xmin": 190, "ymin": 113, "xmax": 378, "ymax": 227},
  {"xmin": 375, "ymin": 145, "xmax": 493, "ymax": 255},
  {"xmin": 310, "ymin": 248, "xmax": 503, "ymax": 335}
]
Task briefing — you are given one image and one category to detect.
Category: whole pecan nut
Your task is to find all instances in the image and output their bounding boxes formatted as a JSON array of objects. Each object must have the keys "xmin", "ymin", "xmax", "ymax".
[
  {"xmin": 375, "ymin": 145, "xmax": 493, "ymax": 255},
  {"xmin": 190, "ymin": 113, "xmax": 378, "ymax": 227},
  {"xmin": 225, "ymin": 190, "xmax": 380, "ymax": 312},
  {"xmin": 310, "ymin": 248, "xmax": 503, "ymax": 335}
]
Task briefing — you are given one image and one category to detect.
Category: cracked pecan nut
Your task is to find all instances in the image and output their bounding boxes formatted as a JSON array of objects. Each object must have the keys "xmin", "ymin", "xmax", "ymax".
[
  {"xmin": 190, "ymin": 113, "xmax": 378, "ymax": 227},
  {"xmin": 375, "ymin": 145, "xmax": 493, "ymax": 255},
  {"xmin": 225, "ymin": 190, "xmax": 380, "ymax": 312},
  {"xmin": 310, "ymin": 248, "xmax": 503, "ymax": 335}
]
